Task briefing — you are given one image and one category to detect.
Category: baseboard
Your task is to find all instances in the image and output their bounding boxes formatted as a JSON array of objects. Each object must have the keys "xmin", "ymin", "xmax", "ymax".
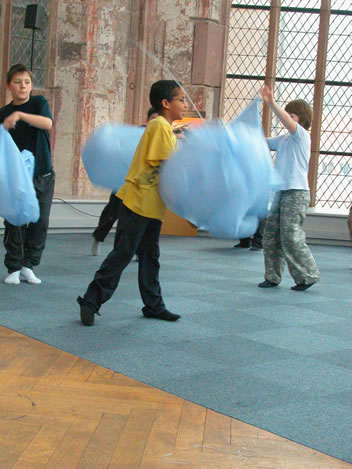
[{"xmin": 0, "ymin": 198, "xmax": 351, "ymax": 246}]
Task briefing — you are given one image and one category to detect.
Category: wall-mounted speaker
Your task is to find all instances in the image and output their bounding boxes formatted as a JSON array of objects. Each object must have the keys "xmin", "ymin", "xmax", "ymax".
[{"xmin": 24, "ymin": 4, "xmax": 45, "ymax": 30}]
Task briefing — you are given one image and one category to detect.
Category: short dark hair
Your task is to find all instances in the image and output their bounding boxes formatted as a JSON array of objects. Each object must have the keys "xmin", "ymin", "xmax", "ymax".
[
  {"xmin": 149, "ymin": 80, "xmax": 181, "ymax": 112},
  {"xmin": 285, "ymin": 99, "xmax": 312, "ymax": 130},
  {"xmin": 147, "ymin": 106, "xmax": 157, "ymax": 120},
  {"xmin": 7, "ymin": 64, "xmax": 33, "ymax": 84}
]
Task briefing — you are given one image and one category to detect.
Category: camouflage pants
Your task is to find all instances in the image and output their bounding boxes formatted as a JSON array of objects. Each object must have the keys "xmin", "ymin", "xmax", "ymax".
[{"xmin": 263, "ymin": 190, "xmax": 320, "ymax": 285}]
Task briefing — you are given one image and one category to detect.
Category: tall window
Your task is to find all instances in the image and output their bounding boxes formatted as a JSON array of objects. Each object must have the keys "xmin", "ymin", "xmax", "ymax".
[
  {"xmin": 224, "ymin": 1, "xmax": 270, "ymax": 121},
  {"xmin": 225, "ymin": 0, "xmax": 352, "ymax": 210},
  {"xmin": 10, "ymin": 0, "xmax": 50, "ymax": 88},
  {"xmin": 316, "ymin": 4, "xmax": 351, "ymax": 209}
]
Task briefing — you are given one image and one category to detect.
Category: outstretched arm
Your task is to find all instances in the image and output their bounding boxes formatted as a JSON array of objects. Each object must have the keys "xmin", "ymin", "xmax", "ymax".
[
  {"xmin": 3, "ymin": 111, "xmax": 52, "ymax": 131},
  {"xmin": 260, "ymin": 85, "xmax": 297, "ymax": 134}
]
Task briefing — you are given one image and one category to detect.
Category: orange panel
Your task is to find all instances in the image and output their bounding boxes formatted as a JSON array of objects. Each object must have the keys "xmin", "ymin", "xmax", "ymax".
[{"xmin": 161, "ymin": 209, "xmax": 198, "ymax": 237}]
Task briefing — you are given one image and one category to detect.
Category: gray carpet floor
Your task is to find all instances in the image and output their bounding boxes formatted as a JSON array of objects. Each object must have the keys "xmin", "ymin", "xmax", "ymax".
[{"xmin": 1, "ymin": 233, "xmax": 352, "ymax": 463}]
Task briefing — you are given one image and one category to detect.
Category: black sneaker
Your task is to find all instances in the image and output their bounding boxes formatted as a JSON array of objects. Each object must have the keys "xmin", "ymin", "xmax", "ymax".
[
  {"xmin": 77, "ymin": 296, "xmax": 100, "ymax": 326},
  {"xmin": 258, "ymin": 280, "xmax": 278, "ymax": 288},
  {"xmin": 234, "ymin": 241, "xmax": 250, "ymax": 249},
  {"xmin": 291, "ymin": 282, "xmax": 315, "ymax": 291},
  {"xmin": 142, "ymin": 308, "xmax": 181, "ymax": 321},
  {"xmin": 250, "ymin": 245, "xmax": 262, "ymax": 251}
]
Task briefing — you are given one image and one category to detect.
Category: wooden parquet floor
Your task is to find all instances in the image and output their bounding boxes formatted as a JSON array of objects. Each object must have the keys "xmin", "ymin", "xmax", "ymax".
[{"xmin": 0, "ymin": 326, "xmax": 350, "ymax": 469}]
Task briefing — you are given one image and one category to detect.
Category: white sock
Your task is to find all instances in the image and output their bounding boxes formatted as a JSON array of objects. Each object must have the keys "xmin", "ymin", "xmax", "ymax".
[
  {"xmin": 20, "ymin": 267, "xmax": 41, "ymax": 284},
  {"xmin": 4, "ymin": 271, "xmax": 21, "ymax": 285},
  {"xmin": 91, "ymin": 239, "xmax": 101, "ymax": 256}
]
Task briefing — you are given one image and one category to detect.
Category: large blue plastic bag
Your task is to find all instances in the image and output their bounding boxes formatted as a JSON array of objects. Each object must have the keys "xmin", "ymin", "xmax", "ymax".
[
  {"xmin": 160, "ymin": 98, "xmax": 282, "ymax": 239},
  {"xmin": 22, "ymin": 149, "xmax": 35, "ymax": 178},
  {"xmin": 0, "ymin": 125, "xmax": 39, "ymax": 226},
  {"xmin": 160, "ymin": 123, "xmax": 245, "ymax": 226},
  {"xmin": 81, "ymin": 124, "xmax": 145, "ymax": 191}
]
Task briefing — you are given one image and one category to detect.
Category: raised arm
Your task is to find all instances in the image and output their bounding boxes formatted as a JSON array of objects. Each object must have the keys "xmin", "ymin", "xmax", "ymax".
[
  {"xmin": 260, "ymin": 85, "xmax": 297, "ymax": 134},
  {"xmin": 3, "ymin": 111, "xmax": 52, "ymax": 131}
]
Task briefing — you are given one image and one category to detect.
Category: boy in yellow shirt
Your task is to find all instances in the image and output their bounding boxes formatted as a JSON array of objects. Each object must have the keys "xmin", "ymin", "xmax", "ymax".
[{"xmin": 77, "ymin": 80, "xmax": 188, "ymax": 325}]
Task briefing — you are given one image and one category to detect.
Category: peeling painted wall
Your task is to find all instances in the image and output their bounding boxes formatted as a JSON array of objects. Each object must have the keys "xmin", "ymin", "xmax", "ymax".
[
  {"xmin": 52, "ymin": 0, "xmax": 132, "ymax": 196},
  {"xmin": 47, "ymin": 0, "xmax": 229, "ymax": 197}
]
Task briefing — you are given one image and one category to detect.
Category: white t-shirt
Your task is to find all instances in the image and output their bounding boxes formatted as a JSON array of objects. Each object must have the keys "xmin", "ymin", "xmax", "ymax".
[{"xmin": 267, "ymin": 123, "xmax": 311, "ymax": 191}]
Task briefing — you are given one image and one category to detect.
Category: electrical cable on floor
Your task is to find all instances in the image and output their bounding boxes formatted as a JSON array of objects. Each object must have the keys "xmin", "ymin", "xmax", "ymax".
[{"xmin": 53, "ymin": 198, "xmax": 101, "ymax": 218}]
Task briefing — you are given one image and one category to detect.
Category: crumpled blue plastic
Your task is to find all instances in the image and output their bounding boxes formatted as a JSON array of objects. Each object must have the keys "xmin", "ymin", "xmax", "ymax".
[
  {"xmin": 81, "ymin": 124, "xmax": 145, "ymax": 191},
  {"xmin": 0, "ymin": 125, "xmax": 39, "ymax": 226},
  {"xmin": 160, "ymin": 98, "xmax": 282, "ymax": 239}
]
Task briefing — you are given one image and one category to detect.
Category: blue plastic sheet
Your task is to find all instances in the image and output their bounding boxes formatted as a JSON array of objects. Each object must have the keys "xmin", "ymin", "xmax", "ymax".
[
  {"xmin": 81, "ymin": 124, "xmax": 145, "ymax": 191},
  {"xmin": 0, "ymin": 125, "xmax": 39, "ymax": 226},
  {"xmin": 160, "ymin": 98, "xmax": 282, "ymax": 239}
]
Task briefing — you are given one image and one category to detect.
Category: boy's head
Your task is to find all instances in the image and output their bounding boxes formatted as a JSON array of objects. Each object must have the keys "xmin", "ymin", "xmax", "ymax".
[
  {"xmin": 6, "ymin": 64, "xmax": 33, "ymax": 105},
  {"xmin": 7, "ymin": 64, "xmax": 33, "ymax": 84},
  {"xmin": 149, "ymin": 80, "xmax": 188, "ymax": 123},
  {"xmin": 285, "ymin": 99, "xmax": 312, "ymax": 130},
  {"xmin": 147, "ymin": 107, "xmax": 158, "ymax": 122}
]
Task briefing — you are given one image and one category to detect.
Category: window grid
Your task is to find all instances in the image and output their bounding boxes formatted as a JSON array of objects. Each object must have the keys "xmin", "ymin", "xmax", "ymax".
[
  {"xmin": 226, "ymin": 2, "xmax": 352, "ymax": 210},
  {"xmin": 10, "ymin": 0, "xmax": 50, "ymax": 88}
]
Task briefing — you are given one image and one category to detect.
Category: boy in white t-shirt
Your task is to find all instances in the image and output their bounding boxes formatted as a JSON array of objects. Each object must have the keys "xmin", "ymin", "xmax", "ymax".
[{"xmin": 258, "ymin": 84, "xmax": 320, "ymax": 291}]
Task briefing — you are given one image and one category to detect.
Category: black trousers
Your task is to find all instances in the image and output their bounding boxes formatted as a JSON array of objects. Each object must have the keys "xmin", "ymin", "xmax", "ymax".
[
  {"xmin": 4, "ymin": 171, "xmax": 55, "ymax": 273},
  {"xmin": 239, "ymin": 218, "xmax": 267, "ymax": 248},
  {"xmin": 83, "ymin": 203, "xmax": 166, "ymax": 313},
  {"xmin": 93, "ymin": 192, "xmax": 121, "ymax": 242}
]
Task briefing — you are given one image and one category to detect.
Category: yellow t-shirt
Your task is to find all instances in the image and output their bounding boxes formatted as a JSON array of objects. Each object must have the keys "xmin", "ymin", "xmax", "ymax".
[{"xmin": 117, "ymin": 116, "xmax": 177, "ymax": 220}]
